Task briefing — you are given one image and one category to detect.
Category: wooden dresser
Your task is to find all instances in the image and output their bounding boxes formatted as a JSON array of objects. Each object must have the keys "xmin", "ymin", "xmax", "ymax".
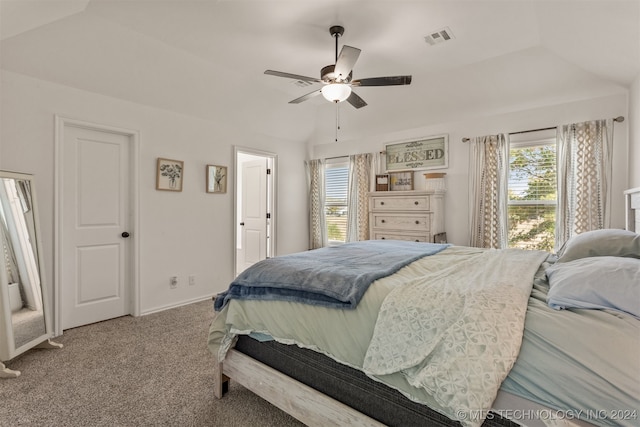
[
  {"xmin": 368, "ymin": 190, "xmax": 445, "ymax": 242},
  {"xmin": 625, "ymin": 187, "xmax": 640, "ymax": 232}
]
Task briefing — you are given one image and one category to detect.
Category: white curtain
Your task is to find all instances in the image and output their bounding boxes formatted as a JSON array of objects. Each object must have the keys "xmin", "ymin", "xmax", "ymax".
[
  {"xmin": 346, "ymin": 153, "xmax": 372, "ymax": 242},
  {"xmin": 304, "ymin": 159, "xmax": 327, "ymax": 249},
  {"xmin": 372, "ymin": 150, "xmax": 384, "ymax": 177},
  {"xmin": 556, "ymin": 119, "xmax": 614, "ymax": 248},
  {"xmin": 468, "ymin": 134, "xmax": 509, "ymax": 249}
]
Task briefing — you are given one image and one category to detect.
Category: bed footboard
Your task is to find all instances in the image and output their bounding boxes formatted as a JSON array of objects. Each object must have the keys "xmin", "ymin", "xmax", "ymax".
[{"xmin": 215, "ymin": 349, "xmax": 385, "ymax": 427}]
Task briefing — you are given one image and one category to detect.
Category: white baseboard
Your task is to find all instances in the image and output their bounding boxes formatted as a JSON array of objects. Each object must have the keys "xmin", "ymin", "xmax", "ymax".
[{"xmin": 140, "ymin": 295, "xmax": 215, "ymax": 316}]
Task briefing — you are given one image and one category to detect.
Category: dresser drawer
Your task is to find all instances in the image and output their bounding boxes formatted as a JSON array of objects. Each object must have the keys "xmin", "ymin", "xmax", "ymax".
[
  {"xmin": 371, "ymin": 230, "xmax": 431, "ymax": 243},
  {"xmin": 371, "ymin": 195, "xmax": 430, "ymax": 211},
  {"xmin": 371, "ymin": 213, "xmax": 430, "ymax": 231}
]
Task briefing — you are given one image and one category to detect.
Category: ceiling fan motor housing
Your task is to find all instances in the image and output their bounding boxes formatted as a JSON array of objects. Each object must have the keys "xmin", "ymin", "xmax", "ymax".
[
  {"xmin": 321, "ymin": 64, "xmax": 352, "ymax": 83},
  {"xmin": 321, "ymin": 64, "xmax": 335, "ymax": 81}
]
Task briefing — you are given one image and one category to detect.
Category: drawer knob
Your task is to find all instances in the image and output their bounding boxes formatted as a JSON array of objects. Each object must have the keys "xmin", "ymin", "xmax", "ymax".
[
  {"xmin": 414, "ymin": 201, "xmax": 419, "ymax": 205},
  {"xmin": 380, "ymin": 201, "xmax": 385, "ymax": 205},
  {"xmin": 381, "ymin": 219, "xmax": 386, "ymax": 223},
  {"xmin": 415, "ymin": 239, "xmax": 419, "ymax": 242},
  {"xmin": 415, "ymin": 220, "xmax": 420, "ymax": 224},
  {"xmin": 381, "ymin": 237, "xmax": 386, "ymax": 240}
]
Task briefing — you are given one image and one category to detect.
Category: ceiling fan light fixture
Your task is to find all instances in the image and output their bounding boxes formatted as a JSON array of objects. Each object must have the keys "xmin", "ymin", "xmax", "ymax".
[{"xmin": 321, "ymin": 83, "xmax": 351, "ymax": 103}]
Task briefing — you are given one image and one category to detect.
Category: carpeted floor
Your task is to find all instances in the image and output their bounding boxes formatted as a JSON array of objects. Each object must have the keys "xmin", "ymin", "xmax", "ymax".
[{"xmin": 0, "ymin": 300, "xmax": 304, "ymax": 427}]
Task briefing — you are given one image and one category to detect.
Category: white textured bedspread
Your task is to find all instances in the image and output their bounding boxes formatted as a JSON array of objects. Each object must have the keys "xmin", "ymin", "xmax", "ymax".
[{"xmin": 363, "ymin": 249, "xmax": 549, "ymax": 427}]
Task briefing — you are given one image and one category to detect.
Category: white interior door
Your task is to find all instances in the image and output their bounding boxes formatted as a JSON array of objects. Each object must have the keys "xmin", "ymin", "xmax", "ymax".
[
  {"xmin": 239, "ymin": 158, "xmax": 267, "ymax": 273},
  {"xmin": 234, "ymin": 148, "xmax": 277, "ymax": 277},
  {"xmin": 60, "ymin": 124, "xmax": 131, "ymax": 330}
]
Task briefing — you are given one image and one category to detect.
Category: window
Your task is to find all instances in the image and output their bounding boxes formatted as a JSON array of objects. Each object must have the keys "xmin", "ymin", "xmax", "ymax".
[
  {"xmin": 508, "ymin": 132, "xmax": 557, "ymax": 251},
  {"xmin": 324, "ymin": 159, "xmax": 349, "ymax": 244}
]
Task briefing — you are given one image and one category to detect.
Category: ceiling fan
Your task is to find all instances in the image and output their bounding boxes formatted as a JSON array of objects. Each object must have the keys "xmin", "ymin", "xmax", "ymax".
[{"xmin": 264, "ymin": 25, "xmax": 412, "ymax": 109}]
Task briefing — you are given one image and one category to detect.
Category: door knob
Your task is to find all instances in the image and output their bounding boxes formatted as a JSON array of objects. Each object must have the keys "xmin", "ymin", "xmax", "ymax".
[
  {"xmin": 121, "ymin": 232, "xmax": 130, "ymax": 238},
  {"xmin": 240, "ymin": 222, "xmax": 245, "ymax": 226}
]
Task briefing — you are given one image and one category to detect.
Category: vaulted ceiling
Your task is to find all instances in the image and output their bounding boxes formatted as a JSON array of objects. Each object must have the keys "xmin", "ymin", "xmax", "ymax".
[{"xmin": 1, "ymin": 0, "xmax": 638, "ymax": 144}]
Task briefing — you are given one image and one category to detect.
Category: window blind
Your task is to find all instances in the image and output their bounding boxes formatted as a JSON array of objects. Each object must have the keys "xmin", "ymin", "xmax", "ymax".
[
  {"xmin": 325, "ymin": 160, "xmax": 349, "ymax": 243},
  {"xmin": 508, "ymin": 135, "xmax": 557, "ymax": 251}
]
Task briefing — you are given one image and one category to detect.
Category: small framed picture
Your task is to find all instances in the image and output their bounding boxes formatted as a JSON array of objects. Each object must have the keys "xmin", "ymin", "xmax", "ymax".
[
  {"xmin": 207, "ymin": 165, "xmax": 227, "ymax": 193},
  {"xmin": 389, "ymin": 171, "xmax": 413, "ymax": 191},
  {"xmin": 156, "ymin": 158, "xmax": 183, "ymax": 191},
  {"xmin": 376, "ymin": 174, "xmax": 389, "ymax": 191}
]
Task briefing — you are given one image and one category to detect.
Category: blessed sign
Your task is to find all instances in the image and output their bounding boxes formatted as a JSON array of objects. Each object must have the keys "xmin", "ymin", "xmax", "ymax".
[{"xmin": 385, "ymin": 135, "xmax": 448, "ymax": 171}]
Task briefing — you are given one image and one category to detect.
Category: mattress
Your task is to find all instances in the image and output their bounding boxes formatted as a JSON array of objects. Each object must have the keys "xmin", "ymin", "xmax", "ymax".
[{"xmin": 234, "ymin": 334, "xmax": 518, "ymax": 427}]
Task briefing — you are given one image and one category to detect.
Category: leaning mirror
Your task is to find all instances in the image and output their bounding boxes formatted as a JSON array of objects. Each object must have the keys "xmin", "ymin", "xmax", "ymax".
[{"xmin": 0, "ymin": 170, "xmax": 60, "ymax": 378}]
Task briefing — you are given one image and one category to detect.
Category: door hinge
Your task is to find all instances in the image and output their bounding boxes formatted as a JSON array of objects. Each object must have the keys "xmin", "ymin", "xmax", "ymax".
[
  {"xmin": 266, "ymin": 168, "xmax": 271, "ymax": 175},
  {"xmin": 266, "ymin": 213, "xmax": 271, "ymax": 219}
]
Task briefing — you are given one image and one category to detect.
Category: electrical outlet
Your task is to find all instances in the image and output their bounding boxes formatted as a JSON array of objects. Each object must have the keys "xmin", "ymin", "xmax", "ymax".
[
  {"xmin": 170, "ymin": 276, "xmax": 178, "ymax": 289},
  {"xmin": 189, "ymin": 275, "xmax": 196, "ymax": 286}
]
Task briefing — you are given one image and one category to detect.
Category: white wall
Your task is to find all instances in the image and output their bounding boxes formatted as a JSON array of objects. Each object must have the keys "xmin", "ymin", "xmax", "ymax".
[
  {"xmin": 0, "ymin": 70, "xmax": 308, "ymax": 319},
  {"xmin": 629, "ymin": 73, "xmax": 640, "ymax": 188},
  {"xmin": 312, "ymin": 93, "xmax": 629, "ymax": 246},
  {"xmin": 0, "ymin": 67, "xmax": 634, "ymax": 323}
]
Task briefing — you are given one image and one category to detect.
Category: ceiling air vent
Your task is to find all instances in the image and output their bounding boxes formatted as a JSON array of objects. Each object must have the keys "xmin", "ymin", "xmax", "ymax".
[
  {"xmin": 424, "ymin": 27, "xmax": 455, "ymax": 46},
  {"xmin": 292, "ymin": 80, "xmax": 313, "ymax": 88}
]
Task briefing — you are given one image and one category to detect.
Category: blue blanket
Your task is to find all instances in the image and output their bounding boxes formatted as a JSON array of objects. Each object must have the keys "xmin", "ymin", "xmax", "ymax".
[{"xmin": 214, "ymin": 240, "xmax": 449, "ymax": 311}]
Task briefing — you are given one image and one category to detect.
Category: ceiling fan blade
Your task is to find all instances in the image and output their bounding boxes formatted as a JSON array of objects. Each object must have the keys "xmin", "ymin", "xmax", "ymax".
[
  {"xmin": 352, "ymin": 75, "xmax": 412, "ymax": 86},
  {"xmin": 334, "ymin": 45, "xmax": 361, "ymax": 82},
  {"xmin": 264, "ymin": 70, "xmax": 322, "ymax": 83},
  {"xmin": 289, "ymin": 89, "xmax": 322, "ymax": 104},
  {"xmin": 346, "ymin": 91, "xmax": 367, "ymax": 109}
]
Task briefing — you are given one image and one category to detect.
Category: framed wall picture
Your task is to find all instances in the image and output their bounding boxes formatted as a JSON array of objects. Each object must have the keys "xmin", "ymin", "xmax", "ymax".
[
  {"xmin": 385, "ymin": 134, "xmax": 448, "ymax": 172},
  {"xmin": 389, "ymin": 171, "xmax": 414, "ymax": 191},
  {"xmin": 156, "ymin": 158, "xmax": 184, "ymax": 191},
  {"xmin": 207, "ymin": 165, "xmax": 227, "ymax": 193}
]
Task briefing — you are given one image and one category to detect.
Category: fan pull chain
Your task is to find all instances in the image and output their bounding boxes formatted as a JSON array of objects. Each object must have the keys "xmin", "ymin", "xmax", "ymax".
[{"xmin": 335, "ymin": 101, "xmax": 340, "ymax": 142}]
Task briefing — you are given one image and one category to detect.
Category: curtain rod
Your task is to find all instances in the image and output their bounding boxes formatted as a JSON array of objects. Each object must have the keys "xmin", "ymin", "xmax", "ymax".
[
  {"xmin": 461, "ymin": 116, "xmax": 625, "ymax": 142},
  {"xmin": 508, "ymin": 125, "xmax": 556, "ymax": 136}
]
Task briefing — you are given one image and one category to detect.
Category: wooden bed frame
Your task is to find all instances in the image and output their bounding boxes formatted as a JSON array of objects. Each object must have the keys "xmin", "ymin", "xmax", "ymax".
[
  {"xmin": 213, "ymin": 345, "xmax": 603, "ymax": 427},
  {"xmin": 214, "ymin": 349, "xmax": 385, "ymax": 427}
]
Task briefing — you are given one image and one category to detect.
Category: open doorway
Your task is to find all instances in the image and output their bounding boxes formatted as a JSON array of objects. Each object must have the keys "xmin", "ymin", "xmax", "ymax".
[{"xmin": 234, "ymin": 147, "xmax": 276, "ymax": 277}]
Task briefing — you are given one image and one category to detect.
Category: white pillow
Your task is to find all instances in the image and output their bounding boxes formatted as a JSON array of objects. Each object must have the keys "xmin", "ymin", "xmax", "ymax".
[
  {"xmin": 556, "ymin": 229, "xmax": 640, "ymax": 263},
  {"xmin": 546, "ymin": 256, "xmax": 640, "ymax": 318}
]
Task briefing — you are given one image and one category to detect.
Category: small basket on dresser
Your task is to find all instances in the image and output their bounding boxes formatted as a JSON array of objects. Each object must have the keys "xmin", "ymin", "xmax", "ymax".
[{"xmin": 423, "ymin": 172, "xmax": 446, "ymax": 192}]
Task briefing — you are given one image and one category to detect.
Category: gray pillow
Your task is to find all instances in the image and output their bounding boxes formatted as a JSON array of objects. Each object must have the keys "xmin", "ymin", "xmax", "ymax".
[
  {"xmin": 546, "ymin": 256, "xmax": 640, "ymax": 318},
  {"xmin": 556, "ymin": 229, "xmax": 640, "ymax": 263}
]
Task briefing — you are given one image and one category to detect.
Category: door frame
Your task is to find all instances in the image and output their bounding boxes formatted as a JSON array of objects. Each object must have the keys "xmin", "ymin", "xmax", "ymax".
[
  {"xmin": 54, "ymin": 116, "xmax": 140, "ymax": 336},
  {"xmin": 233, "ymin": 146, "xmax": 277, "ymax": 277}
]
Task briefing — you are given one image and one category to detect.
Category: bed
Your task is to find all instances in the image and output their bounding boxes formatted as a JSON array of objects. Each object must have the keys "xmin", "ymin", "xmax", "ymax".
[{"xmin": 208, "ymin": 203, "xmax": 640, "ymax": 427}]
